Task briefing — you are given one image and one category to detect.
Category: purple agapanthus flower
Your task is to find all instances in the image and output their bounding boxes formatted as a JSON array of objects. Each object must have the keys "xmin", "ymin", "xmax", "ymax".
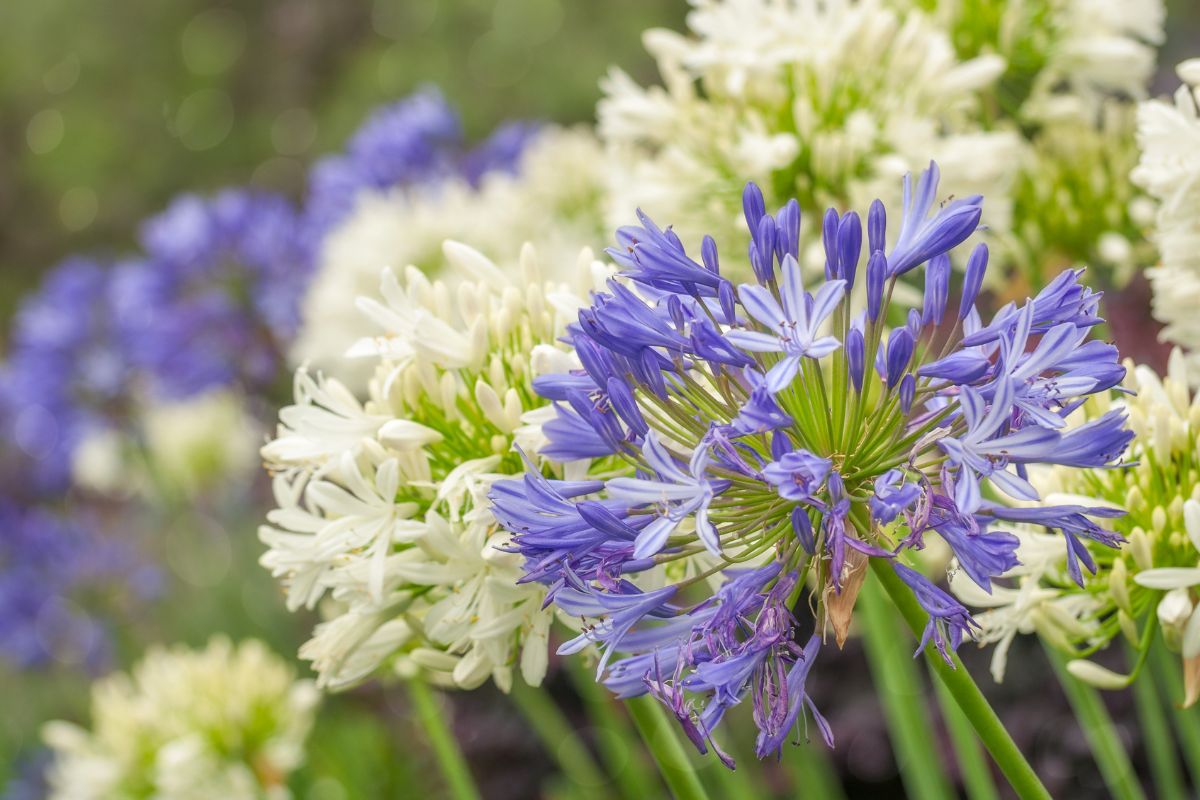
[
  {"xmin": 870, "ymin": 469, "xmax": 921, "ymax": 524},
  {"xmin": 3, "ymin": 258, "xmax": 133, "ymax": 491},
  {"xmin": 490, "ymin": 162, "xmax": 1129, "ymax": 767},
  {"xmin": 303, "ymin": 87, "xmax": 543, "ymax": 250},
  {"xmin": 762, "ymin": 450, "xmax": 832, "ymax": 503},
  {"xmin": 115, "ymin": 189, "xmax": 311, "ymax": 399}
]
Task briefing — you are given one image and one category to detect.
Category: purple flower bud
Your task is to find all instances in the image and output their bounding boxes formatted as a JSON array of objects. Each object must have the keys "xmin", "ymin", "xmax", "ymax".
[
  {"xmin": 776, "ymin": 199, "xmax": 801, "ymax": 261},
  {"xmin": 868, "ymin": 198, "xmax": 886, "ymax": 254},
  {"xmin": 574, "ymin": 334, "xmax": 614, "ymax": 387},
  {"xmin": 837, "ymin": 211, "xmax": 862, "ymax": 290},
  {"xmin": 667, "ymin": 294, "xmax": 686, "ymax": 331},
  {"xmin": 607, "ymin": 376, "xmax": 648, "ymax": 436},
  {"xmin": 822, "ymin": 208, "xmax": 840, "ymax": 280},
  {"xmin": 958, "ymin": 243, "xmax": 988, "ymax": 320},
  {"xmin": 718, "ymin": 280, "xmax": 737, "ymax": 324},
  {"xmin": 923, "ymin": 253, "xmax": 950, "ymax": 326},
  {"xmin": 753, "ymin": 215, "xmax": 778, "ymax": 284},
  {"xmin": 701, "ymin": 235, "xmax": 720, "ymax": 274},
  {"xmin": 791, "ymin": 507, "xmax": 815, "ymax": 555},
  {"xmin": 899, "ymin": 373, "xmax": 915, "ymax": 414},
  {"xmin": 907, "ymin": 308, "xmax": 922, "ymax": 338},
  {"xmin": 770, "ymin": 430, "xmax": 793, "ymax": 460},
  {"xmin": 742, "ymin": 182, "xmax": 766, "ymax": 234},
  {"xmin": 919, "ymin": 349, "xmax": 990, "ymax": 383},
  {"xmin": 846, "ymin": 327, "xmax": 865, "ymax": 393},
  {"xmin": 866, "ymin": 251, "xmax": 886, "ymax": 321},
  {"xmin": 640, "ymin": 348, "xmax": 668, "ymax": 399},
  {"xmin": 885, "ymin": 327, "xmax": 914, "ymax": 387}
]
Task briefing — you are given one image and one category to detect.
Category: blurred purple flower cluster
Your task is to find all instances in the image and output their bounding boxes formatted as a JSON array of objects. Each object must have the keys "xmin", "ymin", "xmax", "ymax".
[{"xmin": 0, "ymin": 88, "xmax": 540, "ymax": 672}]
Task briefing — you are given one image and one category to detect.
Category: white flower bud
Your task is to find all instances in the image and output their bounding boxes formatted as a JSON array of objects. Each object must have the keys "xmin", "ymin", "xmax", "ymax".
[
  {"xmin": 379, "ymin": 420, "xmax": 443, "ymax": 451},
  {"xmin": 1066, "ymin": 659, "xmax": 1130, "ymax": 690}
]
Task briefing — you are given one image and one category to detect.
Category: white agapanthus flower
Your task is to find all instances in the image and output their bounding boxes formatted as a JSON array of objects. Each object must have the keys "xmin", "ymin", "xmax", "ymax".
[
  {"xmin": 292, "ymin": 127, "xmax": 609, "ymax": 385},
  {"xmin": 910, "ymin": 0, "xmax": 1163, "ymax": 123},
  {"xmin": 42, "ymin": 637, "xmax": 318, "ymax": 800},
  {"xmin": 261, "ymin": 241, "xmax": 611, "ymax": 692},
  {"xmin": 954, "ymin": 351, "xmax": 1200, "ymax": 703},
  {"xmin": 1133, "ymin": 60, "xmax": 1200, "ymax": 377},
  {"xmin": 598, "ymin": 0, "xmax": 1020, "ymax": 267}
]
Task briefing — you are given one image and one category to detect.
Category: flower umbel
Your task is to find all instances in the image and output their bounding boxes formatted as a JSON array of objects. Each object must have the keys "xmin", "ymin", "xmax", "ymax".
[
  {"xmin": 492, "ymin": 162, "xmax": 1130, "ymax": 765},
  {"xmin": 260, "ymin": 242, "xmax": 610, "ymax": 692}
]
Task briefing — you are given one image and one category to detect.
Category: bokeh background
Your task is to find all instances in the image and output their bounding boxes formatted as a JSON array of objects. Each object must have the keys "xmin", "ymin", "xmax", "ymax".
[{"xmin": 3, "ymin": 1, "xmax": 1200, "ymax": 797}]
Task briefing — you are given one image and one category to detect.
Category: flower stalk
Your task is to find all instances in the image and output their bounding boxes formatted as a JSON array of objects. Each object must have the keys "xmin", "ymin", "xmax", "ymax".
[
  {"xmin": 406, "ymin": 679, "xmax": 481, "ymax": 800},
  {"xmin": 872, "ymin": 559, "xmax": 1050, "ymax": 800}
]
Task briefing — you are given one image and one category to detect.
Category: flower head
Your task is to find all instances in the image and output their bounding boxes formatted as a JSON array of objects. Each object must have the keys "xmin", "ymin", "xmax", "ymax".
[
  {"xmin": 115, "ymin": 190, "xmax": 311, "ymax": 399},
  {"xmin": 260, "ymin": 242, "xmax": 609, "ymax": 692},
  {"xmin": 42, "ymin": 637, "xmax": 318, "ymax": 800},
  {"xmin": 1135, "ymin": 61, "xmax": 1200, "ymax": 378},
  {"xmin": 493, "ymin": 163, "xmax": 1129, "ymax": 764},
  {"xmin": 599, "ymin": 0, "xmax": 1017, "ymax": 271}
]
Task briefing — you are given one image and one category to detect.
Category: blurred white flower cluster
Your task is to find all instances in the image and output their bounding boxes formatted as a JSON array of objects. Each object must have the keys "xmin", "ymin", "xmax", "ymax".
[
  {"xmin": 598, "ymin": 0, "xmax": 1163, "ymax": 284},
  {"xmin": 261, "ymin": 242, "xmax": 609, "ymax": 692},
  {"xmin": 954, "ymin": 351, "xmax": 1200, "ymax": 704},
  {"xmin": 71, "ymin": 389, "xmax": 262, "ymax": 500},
  {"xmin": 293, "ymin": 128, "xmax": 609, "ymax": 386},
  {"xmin": 1134, "ymin": 60, "xmax": 1200, "ymax": 378},
  {"xmin": 599, "ymin": 0, "xmax": 1016, "ymax": 265},
  {"xmin": 43, "ymin": 637, "xmax": 318, "ymax": 800}
]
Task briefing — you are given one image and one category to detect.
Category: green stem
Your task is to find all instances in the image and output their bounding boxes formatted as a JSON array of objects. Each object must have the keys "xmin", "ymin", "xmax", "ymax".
[
  {"xmin": 1126, "ymin": 642, "xmax": 1187, "ymax": 799},
  {"xmin": 626, "ymin": 695, "xmax": 713, "ymax": 800},
  {"xmin": 510, "ymin": 679, "xmax": 608, "ymax": 799},
  {"xmin": 1043, "ymin": 644, "xmax": 1145, "ymax": 800},
  {"xmin": 783, "ymin": 738, "xmax": 846, "ymax": 799},
  {"xmin": 858, "ymin": 577, "xmax": 955, "ymax": 800},
  {"xmin": 405, "ymin": 680, "xmax": 481, "ymax": 800},
  {"xmin": 870, "ymin": 559, "xmax": 1051, "ymax": 800},
  {"xmin": 567, "ymin": 660, "xmax": 661, "ymax": 800},
  {"xmin": 1148, "ymin": 635, "xmax": 1200, "ymax": 788},
  {"xmin": 932, "ymin": 669, "xmax": 1000, "ymax": 800}
]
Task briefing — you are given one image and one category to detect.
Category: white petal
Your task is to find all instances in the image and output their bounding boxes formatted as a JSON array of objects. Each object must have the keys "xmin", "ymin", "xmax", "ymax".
[{"xmin": 1134, "ymin": 568, "xmax": 1200, "ymax": 589}]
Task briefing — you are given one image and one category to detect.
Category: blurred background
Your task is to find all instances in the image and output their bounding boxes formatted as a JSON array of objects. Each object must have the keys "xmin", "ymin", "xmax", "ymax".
[{"xmin": 2, "ymin": 1, "xmax": 1199, "ymax": 797}]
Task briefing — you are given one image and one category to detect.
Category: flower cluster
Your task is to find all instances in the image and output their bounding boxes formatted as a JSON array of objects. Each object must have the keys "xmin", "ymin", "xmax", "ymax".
[
  {"xmin": 2, "ymin": 257, "xmax": 134, "ymax": 491},
  {"xmin": 598, "ymin": 0, "xmax": 1017, "ymax": 263},
  {"xmin": 1133, "ymin": 60, "xmax": 1200, "ymax": 378},
  {"xmin": 491, "ymin": 163, "xmax": 1131, "ymax": 764},
  {"xmin": 260, "ymin": 241, "xmax": 610, "ymax": 691},
  {"xmin": 116, "ymin": 189, "xmax": 311, "ymax": 399},
  {"xmin": 598, "ymin": 0, "xmax": 1164, "ymax": 288},
  {"xmin": 42, "ymin": 637, "xmax": 318, "ymax": 800},
  {"xmin": 303, "ymin": 88, "xmax": 541, "ymax": 242},
  {"xmin": 956, "ymin": 350, "xmax": 1200, "ymax": 702}
]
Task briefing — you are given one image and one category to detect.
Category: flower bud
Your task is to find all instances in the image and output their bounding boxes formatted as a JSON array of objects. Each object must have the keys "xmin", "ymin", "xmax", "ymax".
[
  {"xmin": 847, "ymin": 327, "xmax": 865, "ymax": 394},
  {"xmin": 868, "ymin": 198, "xmax": 886, "ymax": 255}
]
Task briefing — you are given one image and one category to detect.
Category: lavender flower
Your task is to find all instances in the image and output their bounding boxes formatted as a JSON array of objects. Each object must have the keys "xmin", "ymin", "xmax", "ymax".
[
  {"xmin": 115, "ymin": 190, "xmax": 310, "ymax": 399},
  {"xmin": 304, "ymin": 87, "xmax": 462, "ymax": 237},
  {"xmin": 2, "ymin": 258, "xmax": 132, "ymax": 490},
  {"xmin": 491, "ymin": 162, "xmax": 1130, "ymax": 766}
]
